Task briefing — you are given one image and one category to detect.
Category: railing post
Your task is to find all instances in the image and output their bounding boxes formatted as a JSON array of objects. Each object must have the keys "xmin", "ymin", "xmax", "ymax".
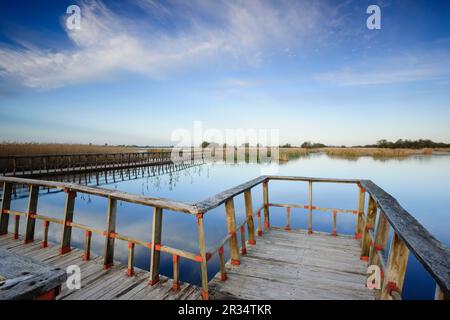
[
  {"xmin": 257, "ymin": 210, "xmax": 262, "ymax": 237},
  {"xmin": 369, "ymin": 210, "xmax": 389, "ymax": 267},
  {"xmin": 360, "ymin": 196, "xmax": 377, "ymax": 261},
  {"xmin": 149, "ymin": 207, "xmax": 163, "ymax": 285},
  {"xmin": 332, "ymin": 210, "xmax": 337, "ymax": 236},
  {"xmin": 240, "ymin": 226, "xmax": 247, "ymax": 255},
  {"xmin": 13, "ymin": 215, "xmax": 20, "ymax": 239},
  {"xmin": 380, "ymin": 233, "xmax": 410, "ymax": 300},
  {"xmin": 103, "ymin": 197, "xmax": 117, "ymax": 269},
  {"xmin": 41, "ymin": 220, "xmax": 49, "ymax": 248},
  {"xmin": 356, "ymin": 185, "xmax": 366, "ymax": 240},
  {"xmin": 197, "ymin": 213, "xmax": 209, "ymax": 300},
  {"xmin": 24, "ymin": 185, "xmax": 39, "ymax": 244},
  {"xmin": 263, "ymin": 180, "xmax": 270, "ymax": 230},
  {"xmin": 127, "ymin": 242, "xmax": 135, "ymax": 276},
  {"xmin": 225, "ymin": 198, "xmax": 240, "ymax": 266},
  {"xmin": 218, "ymin": 246, "xmax": 227, "ymax": 281},
  {"xmin": 308, "ymin": 181, "xmax": 313, "ymax": 234},
  {"xmin": 172, "ymin": 255, "xmax": 180, "ymax": 291},
  {"xmin": 0, "ymin": 182, "xmax": 13, "ymax": 235},
  {"xmin": 244, "ymin": 190, "xmax": 256, "ymax": 245},
  {"xmin": 61, "ymin": 189, "xmax": 76, "ymax": 254},
  {"xmin": 285, "ymin": 207, "xmax": 291, "ymax": 231},
  {"xmin": 83, "ymin": 230, "xmax": 92, "ymax": 261}
]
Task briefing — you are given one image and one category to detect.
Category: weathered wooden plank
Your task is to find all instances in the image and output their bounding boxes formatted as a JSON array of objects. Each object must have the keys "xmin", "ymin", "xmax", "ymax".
[
  {"xmin": 195, "ymin": 176, "xmax": 267, "ymax": 212},
  {"xmin": 0, "ymin": 247, "xmax": 66, "ymax": 300},
  {"xmin": 266, "ymin": 176, "xmax": 360, "ymax": 184},
  {"xmin": 209, "ymin": 229, "xmax": 374, "ymax": 300}
]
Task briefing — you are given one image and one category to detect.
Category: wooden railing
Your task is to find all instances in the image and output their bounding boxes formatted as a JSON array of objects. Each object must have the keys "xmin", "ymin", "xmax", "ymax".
[{"xmin": 0, "ymin": 175, "xmax": 448, "ymax": 300}]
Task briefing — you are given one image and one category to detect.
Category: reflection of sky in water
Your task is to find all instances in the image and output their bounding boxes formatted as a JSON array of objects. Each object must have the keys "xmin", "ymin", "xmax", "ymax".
[{"xmin": 6, "ymin": 154, "xmax": 450, "ymax": 300}]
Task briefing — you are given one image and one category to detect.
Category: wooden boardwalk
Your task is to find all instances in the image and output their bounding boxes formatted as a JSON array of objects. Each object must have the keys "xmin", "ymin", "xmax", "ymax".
[
  {"xmin": 0, "ymin": 234, "xmax": 202, "ymax": 300},
  {"xmin": 209, "ymin": 228, "xmax": 375, "ymax": 300},
  {"xmin": 1, "ymin": 175, "xmax": 448, "ymax": 300}
]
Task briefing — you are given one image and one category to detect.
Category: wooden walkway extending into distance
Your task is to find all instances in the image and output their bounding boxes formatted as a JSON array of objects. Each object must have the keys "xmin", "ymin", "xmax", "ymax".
[
  {"xmin": 0, "ymin": 171, "xmax": 449, "ymax": 300},
  {"xmin": 0, "ymin": 150, "xmax": 206, "ymax": 178}
]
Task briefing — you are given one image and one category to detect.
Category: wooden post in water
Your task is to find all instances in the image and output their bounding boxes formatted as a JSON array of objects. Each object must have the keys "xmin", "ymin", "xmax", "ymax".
[
  {"xmin": 103, "ymin": 197, "xmax": 117, "ymax": 269},
  {"xmin": 61, "ymin": 189, "xmax": 76, "ymax": 254},
  {"xmin": 225, "ymin": 198, "xmax": 240, "ymax": 266},
  {"xmin": 24, "ymin": 185, "xmax": 39, "ymax": 244},
  {"xmin": 0, "ymin": 182, "xmax": 13, "ymax": 235},
  {"xmin": 356, "ymin": 185, "xmax": 366, "ymax": 241},
  {"xmin": 263, "ymin": 180, "xmax": 270, "ymax": 230},
  {"xmin": 149, "ymin": 207, "xmax": 163, "ymax": 285},
  {"xmin": 380, "ymin": 233, "xmax": 410, "ymax": 300},
  {"xmin": 244, "ymin": 190, "xmax": 256, "ymax": 245},
  {"xmin": 308, "ymin": 181, "xmax": 313, "ymax": 234},
  {"xmin": 360, "ymin": 196, "xmax": 377, "ymax": 261},
  {"xmin": 197, "ymin": 213, "xmax": 209, "ymax": 300}
]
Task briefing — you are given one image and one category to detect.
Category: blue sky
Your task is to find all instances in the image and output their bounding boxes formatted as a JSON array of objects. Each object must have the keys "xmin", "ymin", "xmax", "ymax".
[{"xmin": 0, "ymin": 0, "xmax": 449, "ymax": 146}]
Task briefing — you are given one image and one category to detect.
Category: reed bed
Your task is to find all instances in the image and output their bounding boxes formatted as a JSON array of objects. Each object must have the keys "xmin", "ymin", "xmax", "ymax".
[
  {"xmin": 278, "ymin": 148, "xmax": 311, "ymax": 161},
  {"xmin": 0, "ymin": 143, "xmax": 140, "ymax": 157},
  {"xmin": 323, "ymin": 147, "xmax": 434, "ymax": 159}
]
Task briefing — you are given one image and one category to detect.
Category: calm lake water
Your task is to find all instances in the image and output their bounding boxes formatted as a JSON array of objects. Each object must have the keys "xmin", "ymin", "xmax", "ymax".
[{"xmin": 6, "ymin": 153, "xmax": 450, "ymax": 300}]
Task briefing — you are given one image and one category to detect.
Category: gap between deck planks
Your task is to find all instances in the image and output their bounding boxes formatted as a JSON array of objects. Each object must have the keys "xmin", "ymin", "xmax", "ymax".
[
  {"xmin": 0, "ymin": 234, "xmax": 202, "ymax": 300},
  {"xmin": 208, "ymin": 228, "xmax": 376, "ymax": 300}
]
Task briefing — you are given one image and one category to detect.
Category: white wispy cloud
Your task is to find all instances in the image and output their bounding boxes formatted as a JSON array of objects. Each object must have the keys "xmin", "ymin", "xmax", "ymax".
[
  {"xmin": 315, "ymin": 52, "xmax": 450, "ymax": 86},
  {"xmin": 0, "ymin": 0, "xmax": 330, "ymax": 89}
]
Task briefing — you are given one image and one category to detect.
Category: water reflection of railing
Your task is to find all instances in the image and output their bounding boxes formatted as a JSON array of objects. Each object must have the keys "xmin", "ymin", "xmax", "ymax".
[{"xmin": 0, "ymin": 175, "xmax": 448, "ymax": 300}]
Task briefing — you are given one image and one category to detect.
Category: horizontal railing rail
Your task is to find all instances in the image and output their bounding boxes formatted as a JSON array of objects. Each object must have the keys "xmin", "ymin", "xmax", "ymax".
[
  {"xmin": 0, "ymin": 174, "xmax": 448, "ymax": 300},
  {"xmin": 0, "ymin": 177, "xmax": 197, "ymax": 214}
]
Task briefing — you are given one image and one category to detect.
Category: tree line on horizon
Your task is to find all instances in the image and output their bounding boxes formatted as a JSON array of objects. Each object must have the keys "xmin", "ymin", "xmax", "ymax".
[{"xmin": 199, "ymin": 139, "xmax": 450, "ymax": 149}]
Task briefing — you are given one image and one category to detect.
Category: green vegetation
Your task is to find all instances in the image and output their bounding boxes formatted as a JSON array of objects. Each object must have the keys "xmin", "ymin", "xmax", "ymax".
[
  {"xmin": 301, "ymin": 141, "xmax": 327, "ymax": 149},
  {"xmin": 374, "ymin": 139, "xmax": 450, "ymax": 149}
]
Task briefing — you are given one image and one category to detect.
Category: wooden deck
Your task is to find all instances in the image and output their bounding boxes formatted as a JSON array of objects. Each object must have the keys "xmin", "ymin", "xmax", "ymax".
[
  {"xmin": 209, "ymin": 228, "xmax": 376, "ymax": 300},
  {"xmin": 0, "ymin": 234, "xmax": 202, "ymax": 300}
]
